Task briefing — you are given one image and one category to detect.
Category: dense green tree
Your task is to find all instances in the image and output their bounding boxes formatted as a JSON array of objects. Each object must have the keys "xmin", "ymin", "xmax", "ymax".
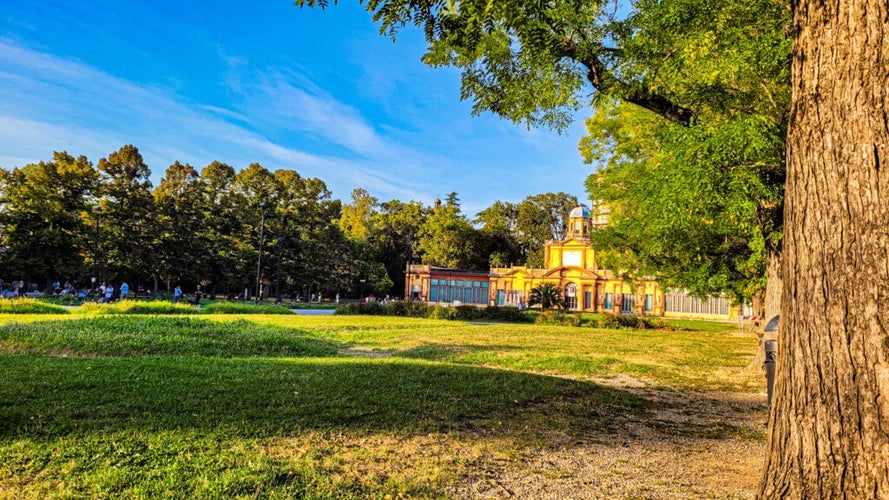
[
  {"xmin": 474, "ymin": 200, "xmax": 517, "ymax": 235},
  {"xmin": 272, "ymin": 169, "xmax": 345, "ymax": 300},
  {"xmin": 96, "ymin": 145, "xmax": 157, "ymax": 287},
  {"xmin": 198, "ymin": 161, "xmax": 240, "ymax": 298},
  {"xmin": 338, "ymin": 188, "xmax": 378, "ymax": 244},
  {"xmin": 474, "ymin": 200, "xmax": 523, "ymax": 267},
  {"xmin": 418, "ymin": 198, "xmax": 481, "ymax": 270},
  {"xmin": 515, "ymin": 193, "xmax": 578, "ymax": 267},
  {"xmin": 153, "ymin": 161, "xmax": 207, "ymax": 291},
  {"xmin": 338, "ymin": 192, "xmax": 429, "ymax": 297},
  {"xmin": 369, "ymin": 199, "xmax": 427, "ymax": 296},
  {"xmin": 230, "ymin": 163, "xmax": 280, "ymax": 299},
  {"xmin": 581, "ymin": 0, "xmax": 789, "ymax": 310},
  {"xmin": 355, "ymin": 259, "xmax": 394, "ymax": 299},
  {"xmin": 0, "ymin": 152, "xmax": 99, "ymax": 286},
  {"xmin": 583, "ymin": 102, "xmax": 784, "ymax": 304}
]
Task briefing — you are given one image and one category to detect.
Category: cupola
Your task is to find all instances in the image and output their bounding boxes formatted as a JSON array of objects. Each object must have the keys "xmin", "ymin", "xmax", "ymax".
[{"xmin": 566, "ymin": 205, "xmax": 592, "ymax": 240}]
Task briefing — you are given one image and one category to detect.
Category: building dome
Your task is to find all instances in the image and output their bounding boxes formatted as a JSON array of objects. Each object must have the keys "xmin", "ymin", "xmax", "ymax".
[{"xmin": 568, "ymin": 205, "xmax": 590, "ymax": 219}]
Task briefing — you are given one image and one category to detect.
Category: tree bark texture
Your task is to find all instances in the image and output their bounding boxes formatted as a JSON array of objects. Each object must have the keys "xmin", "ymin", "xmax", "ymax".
[{"xmin": 760, "ymin": 0, "xmax": 889, "ymax": 497}]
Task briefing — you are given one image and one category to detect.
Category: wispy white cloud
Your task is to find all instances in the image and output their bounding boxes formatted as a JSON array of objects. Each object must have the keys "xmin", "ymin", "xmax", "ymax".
[
  {"xmin": 237, "ymin": 71, "xmax": 400, "ymax": 160},
  {"xmin": 0, "ymin": 34, "xmax": 590, "ymax": 211},
  {"xmin": 0, "ymin": 38, "xmax": 437, "ymax": 200}
]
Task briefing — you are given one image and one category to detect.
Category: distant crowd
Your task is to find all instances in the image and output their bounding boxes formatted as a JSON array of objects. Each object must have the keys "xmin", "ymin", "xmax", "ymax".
[
  {"xmin": 1, "ymin": 278, "xmax": 334, "ymax": 306},
  {"xmin": 0, "ymin": 278, "xmax": 161, "ymax": 303}
]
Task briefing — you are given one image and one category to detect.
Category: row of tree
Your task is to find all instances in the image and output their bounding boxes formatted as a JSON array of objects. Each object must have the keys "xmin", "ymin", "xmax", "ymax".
[{"xmin": 0, "ymin": 145, "xmax": 582, "ymax": 299}]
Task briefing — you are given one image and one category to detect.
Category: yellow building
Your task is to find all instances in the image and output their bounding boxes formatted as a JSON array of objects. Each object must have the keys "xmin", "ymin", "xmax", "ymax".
[
  {"xmin": 488, "ymin": 205, "xmax": 665, "ymax": 314},
  {"xmin": 406, "ymin": 205, "xmax": 744, "ymax": 319}
]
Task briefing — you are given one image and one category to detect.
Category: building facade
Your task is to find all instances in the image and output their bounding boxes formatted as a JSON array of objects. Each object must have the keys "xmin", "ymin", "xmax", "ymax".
[{"xmin": 405, "ymin": 205, "xmax": 745, "ymax": 320}]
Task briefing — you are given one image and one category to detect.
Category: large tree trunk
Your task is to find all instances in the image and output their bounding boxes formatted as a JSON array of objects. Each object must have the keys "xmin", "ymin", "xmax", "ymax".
[{"xmin": 759, "ymin": 0, "xmax": 889, "ymax": 497}]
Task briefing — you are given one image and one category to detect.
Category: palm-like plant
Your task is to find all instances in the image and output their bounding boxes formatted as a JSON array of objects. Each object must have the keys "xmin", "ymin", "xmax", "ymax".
[{"xmin": 528, "ymin": 283, "xmax": 562, "ymax": 310}]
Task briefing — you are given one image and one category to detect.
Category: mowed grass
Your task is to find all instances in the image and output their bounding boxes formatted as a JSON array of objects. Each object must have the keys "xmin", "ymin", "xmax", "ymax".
[
  {"xmin": 0, "ymin": 313, "xmax": 761, "ymax": 498},
  {"xmin": 249, "ymin": 315, "xmax": 760, "ymax": 392}
]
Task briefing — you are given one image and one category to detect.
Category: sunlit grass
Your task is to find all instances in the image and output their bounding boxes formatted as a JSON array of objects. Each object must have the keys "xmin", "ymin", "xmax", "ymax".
[
  {"xmin": 0, "ymin": 312, "xmax": 762, "ymax": 497},
  {"xmin": 0, "ymin": 316, "xmax": 337, "ymax": 358},
  {"xmin": 249, "ymin": 315, "xmax": 760, "ymax": 391},
  {"xmin": 75, "ymin": 301, "xmax": 199, "ymax": 315},
  {"xmin": 0, "ymin": 298, "xmax": 69, "ymax": 315}
]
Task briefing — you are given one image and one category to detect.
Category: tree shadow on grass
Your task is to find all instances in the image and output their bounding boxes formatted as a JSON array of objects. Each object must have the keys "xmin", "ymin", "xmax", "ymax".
[{"xmin": 0, "ymin": 353, "xmax": 649, "ymax": 444}]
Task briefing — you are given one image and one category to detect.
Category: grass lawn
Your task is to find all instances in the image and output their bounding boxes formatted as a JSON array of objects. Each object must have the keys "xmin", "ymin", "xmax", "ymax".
[{"xmin": 0, "ymin": 313, "xmax": 763, "ymax": 498}]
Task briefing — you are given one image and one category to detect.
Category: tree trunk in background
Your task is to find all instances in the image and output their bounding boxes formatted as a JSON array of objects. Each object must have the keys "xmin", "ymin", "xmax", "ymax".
[
  {"xmin": 759, "ymin": 0, "xmax": 889, "ymax": 497},
  {"xmin": 750, "ymin": 250, "xmax": 783, "ymax": 369},
  {"xmin": 763, "ymin": 251, "xmax": 782, "ymax": 325}
]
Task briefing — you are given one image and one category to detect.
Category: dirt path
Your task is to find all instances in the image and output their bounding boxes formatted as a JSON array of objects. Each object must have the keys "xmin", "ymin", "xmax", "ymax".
[
  {"xmin": 452, "ymin": 380, "xmax": 767, "ymax": 499},
  {"xmin": 338, "ymin": 347, "xmax": 768, "ymax": 498}
]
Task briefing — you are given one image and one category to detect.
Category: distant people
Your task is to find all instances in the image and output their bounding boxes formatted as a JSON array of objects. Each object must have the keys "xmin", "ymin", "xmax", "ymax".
[
  {"xmin": 104, "ymin": 283, "xmax": 115, "ymax": 303},
  {"xmin": 119, "ymin": 282, "xmax": 129, "ymax": 300},
  {"xmin": 173, "ymin": 286, "xmax": 183, "ymax": 303},
  {"xmin": 98, "ymin": 282, "xmax": 107, "ymax": 302},
  {"xmin": 194, "ymin": 285, "xmax": 202, "ymax": 308}
]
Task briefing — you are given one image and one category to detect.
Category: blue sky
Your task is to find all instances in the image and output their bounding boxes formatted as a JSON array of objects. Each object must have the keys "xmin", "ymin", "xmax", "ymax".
[{"xmin": 1, "ymin": 0, "xmax": 594, "ymax": 216}]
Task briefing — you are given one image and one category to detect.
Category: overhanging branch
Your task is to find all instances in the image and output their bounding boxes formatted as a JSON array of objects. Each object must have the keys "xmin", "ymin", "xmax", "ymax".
[{"xmin": 567, "ymin": 41, "xmax": 693, "ymax": 127}]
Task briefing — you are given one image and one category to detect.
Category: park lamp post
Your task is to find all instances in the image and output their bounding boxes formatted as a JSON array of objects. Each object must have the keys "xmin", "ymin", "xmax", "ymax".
[
  {"xmin": 275, "ymin": 236, "xmax": 284, "ymax": 304},
  {"xmin": 405, "ymin": 236, "xmax": 413, "ymax": 300},
  {"xmin": 255, "ymin": 201, "xmax": 270, "ymax": 303},
  {"xmin": 92, "ymin": 205, "xmax": 102, "ymax": 290}
]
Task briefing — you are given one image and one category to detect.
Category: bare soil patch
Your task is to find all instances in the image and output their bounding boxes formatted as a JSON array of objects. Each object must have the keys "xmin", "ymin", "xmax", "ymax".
[
  {"xmin": 334, "ymin": 348, "xmax": 767, "ymax": 498},
  {"xmin": 450, "ymin": 378, "xmax": 766, "ymax": 499}
]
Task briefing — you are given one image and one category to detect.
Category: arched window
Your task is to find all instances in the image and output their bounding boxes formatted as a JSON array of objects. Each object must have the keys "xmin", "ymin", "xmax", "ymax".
[{"xmin": 564, "ymin": 283, "xmax": 578, "ymax": 310}]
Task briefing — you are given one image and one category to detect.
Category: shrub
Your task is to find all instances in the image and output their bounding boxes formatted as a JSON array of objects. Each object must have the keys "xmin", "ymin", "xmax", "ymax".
[
  {"xmin": 384, "ymin": 301, "xmax": 433, "ymax": 317},
  {"xmin": 430, "ymin": 305, "xmax": 457, "ymax": 320},
  {"xmin": 480, "ymin": 306, "xmax": 532, "ymax": 323},
  {"xmin": 452, "ymin": 305, "xmax": 484, "ymax": 320},
  {"xmin": 334, "ymin": 300, "xmax": 531, "ymax": 323},
  {"xmin": 0, "ymin": 298, "xmax": 69, "ymax": 314},
  {"xmin": 334, "ymin": 301, "xmax": 385, "ymax": 315},
  {"xmin": 596, "ymin": 313, "xmax": 670, "ymax": 330},
  {"xmin": 199, "ymin": 302, "xmax": 294, "ymax": 315},
  {"xmin": 534, "ymin": 310, "xmax": 582, "ymax": 326}
]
